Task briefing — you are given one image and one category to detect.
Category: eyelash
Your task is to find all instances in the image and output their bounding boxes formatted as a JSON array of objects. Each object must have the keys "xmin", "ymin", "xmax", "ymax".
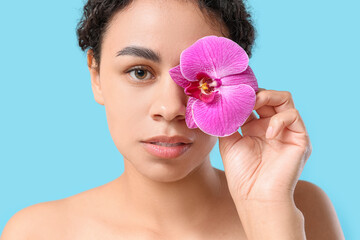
[{"xmin": 125, "ymin": 66, "xmax": 154, "ymax": 82}]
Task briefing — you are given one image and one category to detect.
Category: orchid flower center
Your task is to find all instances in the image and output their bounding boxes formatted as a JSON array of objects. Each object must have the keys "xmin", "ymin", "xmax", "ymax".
[
  {"xmin": 199, "ymin": 77, "xmax": 217, "ymax": 94},
  {"xmin": 184, "ymin": 74, "xmax": 222, "ymax": 103}
]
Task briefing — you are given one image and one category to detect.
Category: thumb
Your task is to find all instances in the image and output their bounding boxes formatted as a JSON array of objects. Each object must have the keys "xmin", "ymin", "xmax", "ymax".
[{"xmin": 218, "ymin": 111, "xmax": 256, "ymax": 155}]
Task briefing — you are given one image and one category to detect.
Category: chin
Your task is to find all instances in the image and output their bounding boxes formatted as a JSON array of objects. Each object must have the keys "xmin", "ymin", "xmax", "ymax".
[{"xmin": 131, "ymin": 156, "xmax": 203, "ymax": 183}]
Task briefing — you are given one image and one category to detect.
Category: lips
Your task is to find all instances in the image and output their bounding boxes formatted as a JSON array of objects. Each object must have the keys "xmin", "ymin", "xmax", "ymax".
[
  {"xmin": 141, "ymin": 135, "xmax": 193, "ymax": 145},
  {"xmin": 150, "ymin": 142, "xmax": 185, "ymax": 147},
  {"xmin": 141, "ymin": 141, "xmax": 192, "ymax": 159},
  {"xmin": 140, "ymin": 135, "xmax": 194, "ymax": 159}
]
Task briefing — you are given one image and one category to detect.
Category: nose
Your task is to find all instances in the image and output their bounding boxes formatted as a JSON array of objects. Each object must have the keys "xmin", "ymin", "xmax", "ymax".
[{"xmin": 149, "ymin": 73, "xmax": 188, "ymax": 122}]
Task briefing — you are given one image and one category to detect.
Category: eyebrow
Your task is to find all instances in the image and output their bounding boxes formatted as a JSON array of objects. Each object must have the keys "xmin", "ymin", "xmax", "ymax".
[{"xmin": 116, "ymin": 46, "xmax": 161, "ymax": 63}]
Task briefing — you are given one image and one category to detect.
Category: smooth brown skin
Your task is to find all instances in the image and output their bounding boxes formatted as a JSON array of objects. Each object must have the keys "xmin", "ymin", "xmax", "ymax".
[{"xmin": 1, "ymin": 0, "xmax": 344, "ymax": 239}]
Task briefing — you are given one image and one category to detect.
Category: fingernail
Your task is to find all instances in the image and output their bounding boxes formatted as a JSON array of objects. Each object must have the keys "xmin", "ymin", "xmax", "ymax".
[{"xmin": 266, "ymin": 126, "xmax": 273, "ymax": 139}]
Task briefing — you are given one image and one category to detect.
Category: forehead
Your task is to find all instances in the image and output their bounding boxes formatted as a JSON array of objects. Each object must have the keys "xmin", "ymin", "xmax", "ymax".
[{"xmin": 101, "ymin": 0, "xmax": 227, "ymax": 65}]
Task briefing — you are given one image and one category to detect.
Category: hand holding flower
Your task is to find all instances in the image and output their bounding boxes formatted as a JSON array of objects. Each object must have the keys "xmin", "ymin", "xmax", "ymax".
[
  {"xmin": 169, "ymin": 35, "xmax": 311, "ymax": 203},
  {"xmin": 217, "ymin": 89, "xmax": 311, "ymax": 239},
  {"xmin": 170, "ymin": 35, "xmax": 311, "ymax": 239}
]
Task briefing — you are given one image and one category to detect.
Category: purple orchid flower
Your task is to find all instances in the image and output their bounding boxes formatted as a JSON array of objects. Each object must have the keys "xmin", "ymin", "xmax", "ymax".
[{"xmin": 169, "ymin": 35, "xmax": 259, "ymax": 137}]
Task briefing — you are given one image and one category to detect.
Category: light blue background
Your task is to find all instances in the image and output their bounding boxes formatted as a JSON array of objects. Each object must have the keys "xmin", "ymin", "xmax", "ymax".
[{"xmin": 1, "ymin": 0, "xmax": 359, "ymax": 238}]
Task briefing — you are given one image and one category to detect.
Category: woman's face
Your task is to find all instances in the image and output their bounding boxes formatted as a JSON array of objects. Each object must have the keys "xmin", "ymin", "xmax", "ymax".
[{"xmin": 91, "ymin": 0, "xmax": 228, "ymax": 182}]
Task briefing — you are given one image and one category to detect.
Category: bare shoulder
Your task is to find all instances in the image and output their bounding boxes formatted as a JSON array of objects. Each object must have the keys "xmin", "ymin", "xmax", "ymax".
[
  {"xmin": 1, "ymin": 199, "xmax": 69, "ymax": 240},
  {"xmin": 294, "ymin": 180, "xmax": 345, "ymax": 240},
  {"xmin": 1, "ymin": 182, "xmax": 120, "ymax": 240}
]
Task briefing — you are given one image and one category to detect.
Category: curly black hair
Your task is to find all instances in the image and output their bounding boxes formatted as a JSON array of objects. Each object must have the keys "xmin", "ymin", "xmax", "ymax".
[{"xmin": 76, "ymin": 0, "xmax": 256, "ymax": 69}]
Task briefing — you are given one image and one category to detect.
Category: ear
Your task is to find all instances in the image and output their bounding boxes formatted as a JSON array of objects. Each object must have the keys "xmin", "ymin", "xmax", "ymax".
[{"xmin": 87, "ymin": 49, "xmax": 104, "ymax": 105}]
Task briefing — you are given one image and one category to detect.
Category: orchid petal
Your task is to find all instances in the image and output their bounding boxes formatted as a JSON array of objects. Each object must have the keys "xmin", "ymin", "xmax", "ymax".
[
  {"xmin": 199, "ymin": 92, "xmax": 216, "ymax": 103},
  {"xmin": 185, "ymin": 97, "xmax": 198, "ymax": 129},
  {"xmin": 221, "ymin": 66, "xmax": 259, "ymax": 92},
  {"xmin": 169, "ymin": 65, "xmax": 191, "ymax": 88},
  {"xmin": 192, "ymin": 84, "xmax": 256, "ymax": 137},
  {"xmin": 180, "ymin": 36, "xmax": 249, "ymax": 81},
  {"xmin": 184, "ymin": 81, "xmax": 201, "ymax": 99}
]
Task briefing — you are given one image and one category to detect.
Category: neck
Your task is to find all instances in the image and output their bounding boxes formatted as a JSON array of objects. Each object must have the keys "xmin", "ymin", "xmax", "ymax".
[{"xmin": 117, "ymin": 157, "xmax": 225, "ymax": 231}]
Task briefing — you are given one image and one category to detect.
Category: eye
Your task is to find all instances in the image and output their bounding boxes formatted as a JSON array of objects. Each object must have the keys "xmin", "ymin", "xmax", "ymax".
[{"xmin": 126, "ymin": 66, "xmax": 154, "ymax": 81}]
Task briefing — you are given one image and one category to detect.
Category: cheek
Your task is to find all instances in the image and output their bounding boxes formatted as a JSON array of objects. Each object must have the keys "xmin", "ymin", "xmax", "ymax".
[
  {"xmin": 102, "ymin": 77, "xmax": 151, "ymax": 146},
  {"xmin": 195, "ymin": 132, "xmax": 218, "ymax": 155}
]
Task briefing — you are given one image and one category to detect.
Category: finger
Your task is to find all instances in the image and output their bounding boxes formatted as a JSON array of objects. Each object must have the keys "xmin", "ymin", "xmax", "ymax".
[
  {"xmin": 242, "ymin": 111, "xmax": 258, "ymax": 125},
  {"xmin": 266, "ymin": 108, "xmax": 306, "ymax": 139},
  {"xmin": 254, "ymin": 90, "xmax": 295, "ymax": 114},
  {"xmin": 252, "ymin": 88, "xmax": 276, "ymax": 118},
  {"xmin": 255, "ymin": 105, "xmax": 276, "ymax": 118}
]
